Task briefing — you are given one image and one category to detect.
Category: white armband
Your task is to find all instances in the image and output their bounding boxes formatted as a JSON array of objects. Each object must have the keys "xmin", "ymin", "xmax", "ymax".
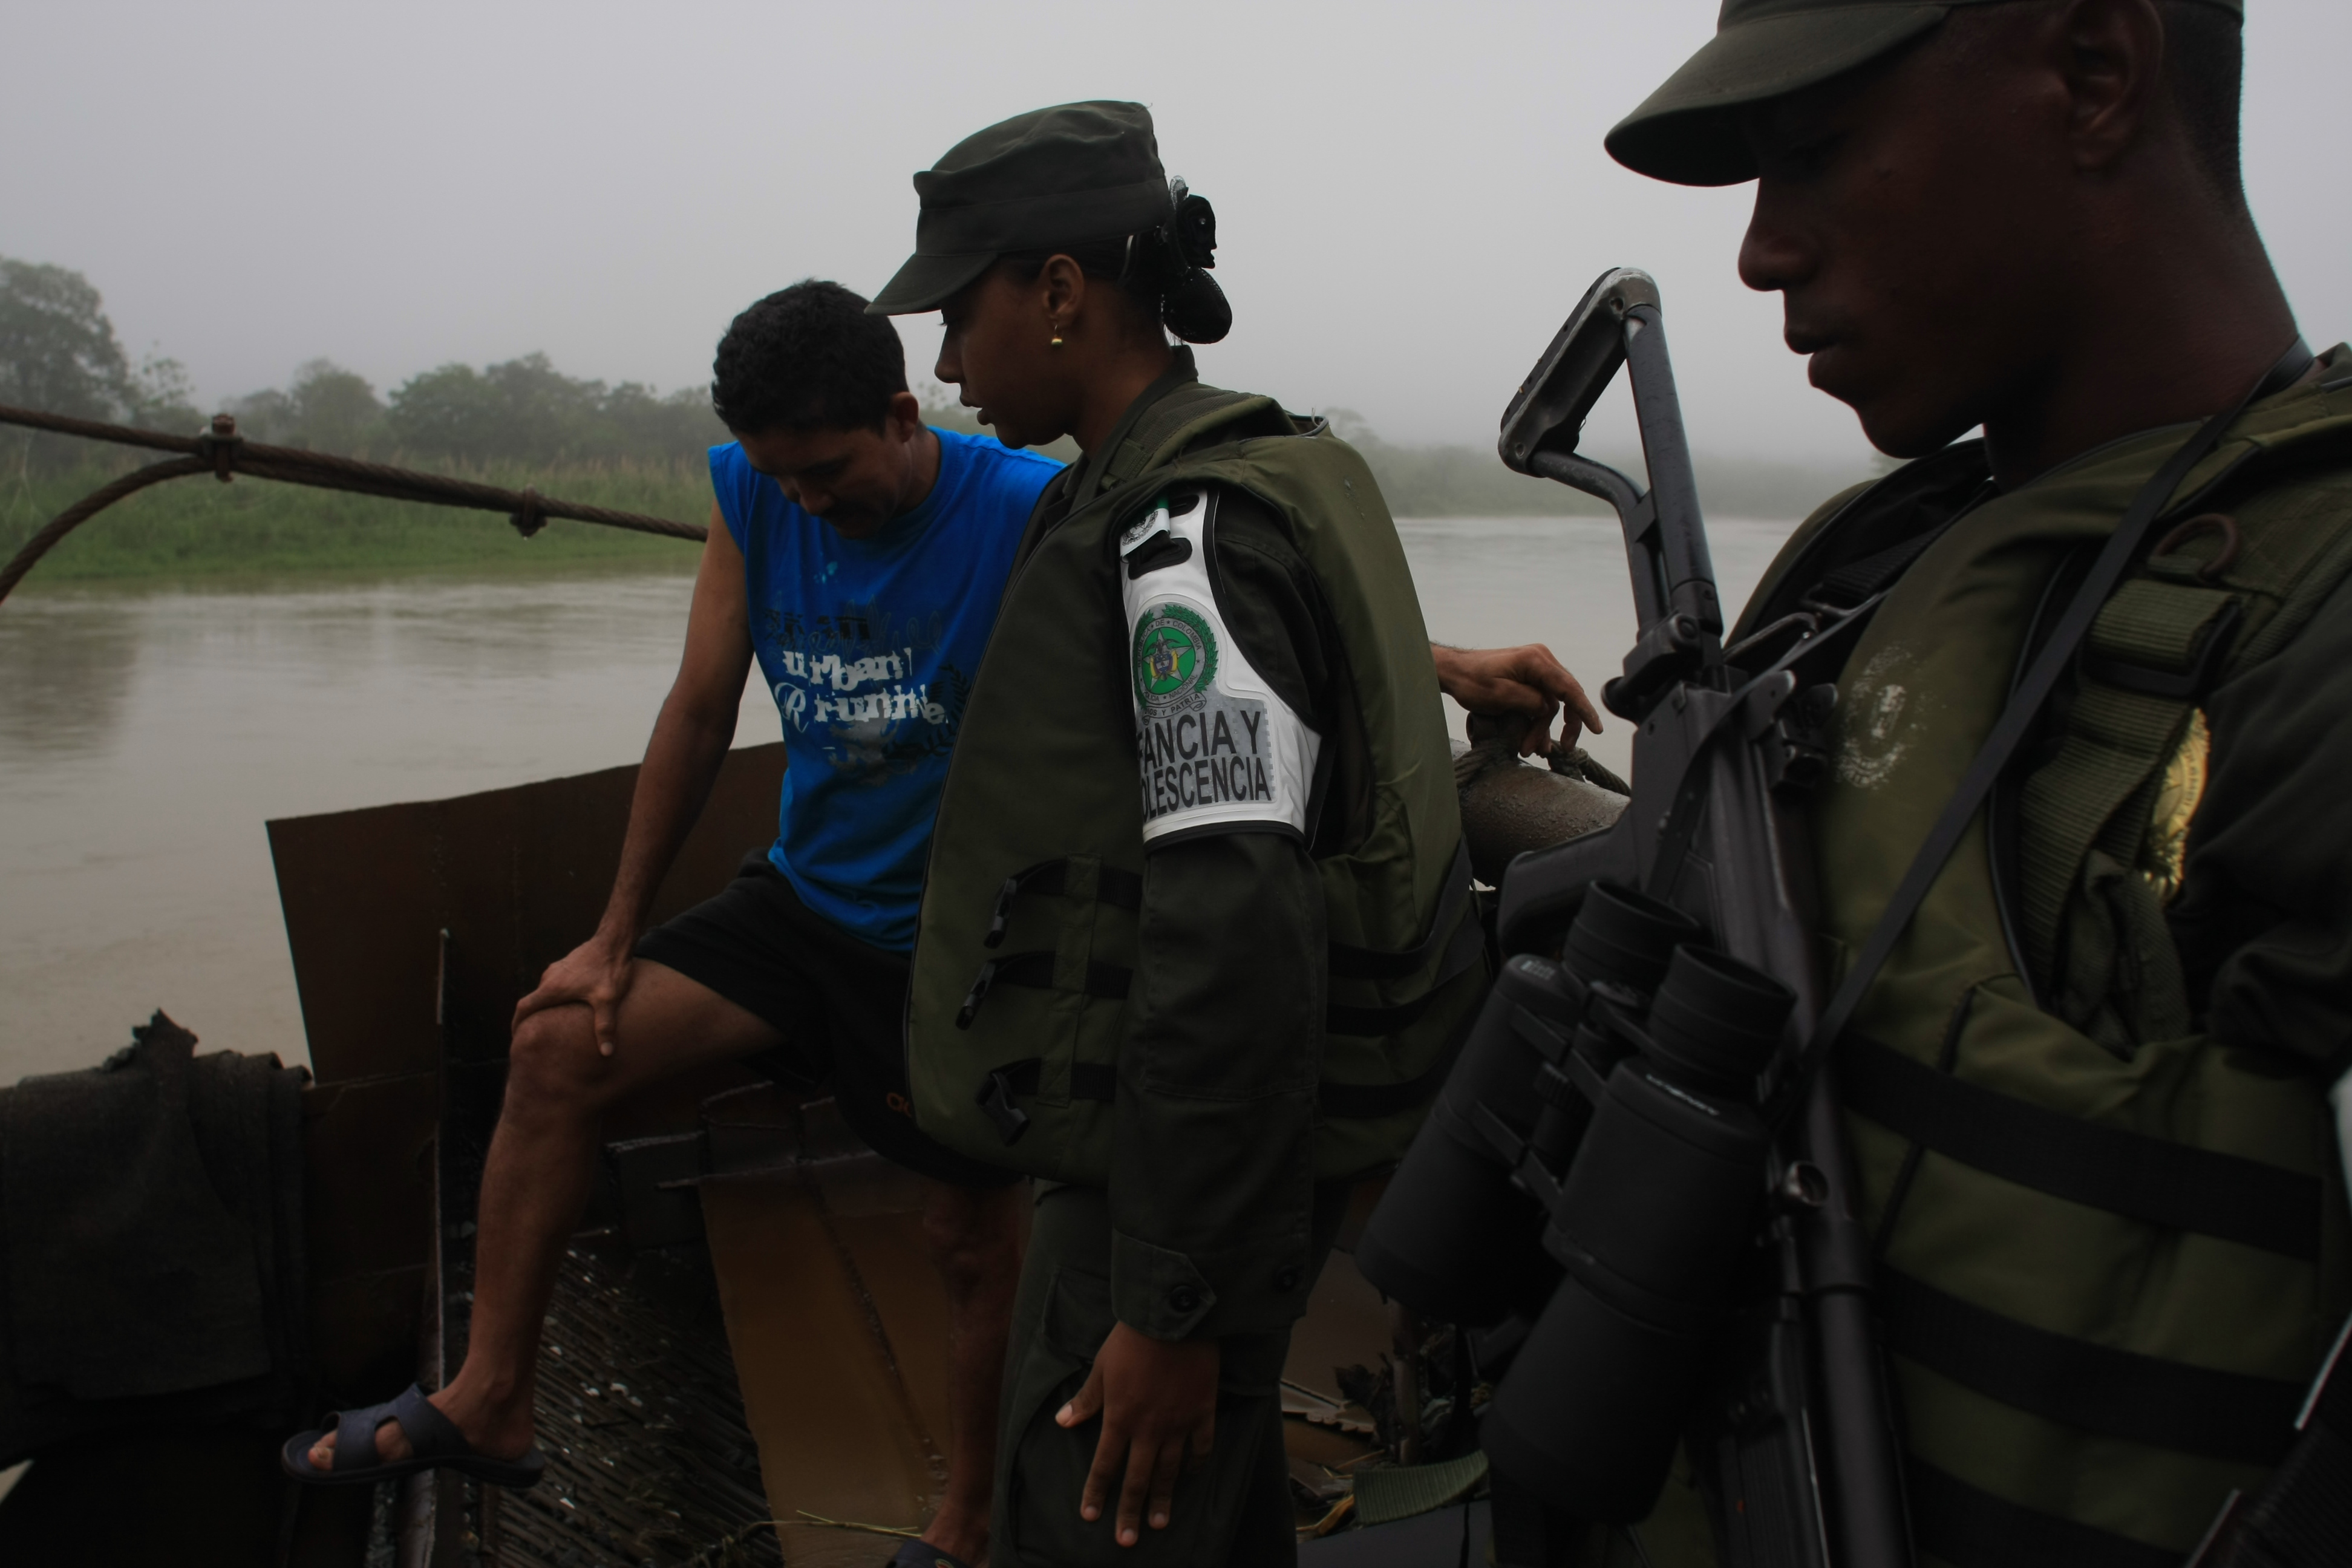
[{"xmin": 1120, "ymin": 488, "xmax": 1321, "ymax": 843}]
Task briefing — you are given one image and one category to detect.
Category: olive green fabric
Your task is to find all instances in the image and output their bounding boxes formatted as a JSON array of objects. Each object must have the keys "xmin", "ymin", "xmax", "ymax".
[
  {"xmin": 1607, "ymin": 0, "xmax": 2246, "ymax": 186},
  {"xmin": 1352, "ymin": 1451, "xmax": 1491, "ymax": 1526},
  {"xmin": 2175, "ymin": 570, "xmax": 2352, "ymax": 1079},
  {"xmin": 1113, "ymin": 829, "xmax": 1325, "ymax": 1342},
  {"xmin": 906, "ymin": 354, "xmax": 1476, "ymax": 1187},
  {"xmin": 988, "ymin": 1180, "xmax": 1349, "ymax": 1567},
  {"xmin": 870, "ymin": 101, "xmax": 1170, "ymax": 315},
  {"xmin": 2019, "ymin": 573, "xmax": 2234, "ymax": 1047},
  {"xmin": 909, "ymin": 351, "xmax": 1480, "ymax": 1340},
  {"xmin": 1595, "ymin": 353, "xmax": 2352, "ymax": 1567}
]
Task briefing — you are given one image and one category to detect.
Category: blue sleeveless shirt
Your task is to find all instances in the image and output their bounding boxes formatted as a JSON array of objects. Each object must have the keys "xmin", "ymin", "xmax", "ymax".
[{"xmin": 711, "ymin": 428, "xmax": 1060, "ymax": 951}]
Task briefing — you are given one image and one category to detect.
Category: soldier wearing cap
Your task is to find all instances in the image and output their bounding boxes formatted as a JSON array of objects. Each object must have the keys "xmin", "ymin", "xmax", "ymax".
[
  {"xmin": 869, "ymin": 101, "xmax": 1572, "ymax": 1565},
  {"xmin": 1583, "ymin": 2, "xmax": 2352, "ymax": 1565}
]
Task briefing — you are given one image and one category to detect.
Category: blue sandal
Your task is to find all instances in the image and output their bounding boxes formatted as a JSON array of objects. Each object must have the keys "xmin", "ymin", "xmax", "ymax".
[{"xmin": 280, "ymin": 1383, "xmax": 546, "ymax": 1489}]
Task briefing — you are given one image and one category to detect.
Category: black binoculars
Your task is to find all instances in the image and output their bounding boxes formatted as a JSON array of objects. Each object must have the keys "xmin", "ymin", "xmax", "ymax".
[{"xmin": 1356, "ymin": 880, "xmax": 1794, "ymax": 1521}]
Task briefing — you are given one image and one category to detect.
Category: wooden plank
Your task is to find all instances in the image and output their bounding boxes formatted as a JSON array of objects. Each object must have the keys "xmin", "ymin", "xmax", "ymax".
[
  {"xmin": 267, "ymin": 742, "xmax": 786, "ymax": 1086},
  {"xmin": 701, "ymin": 1172, "xmax": 938, "ymax": 1567}
]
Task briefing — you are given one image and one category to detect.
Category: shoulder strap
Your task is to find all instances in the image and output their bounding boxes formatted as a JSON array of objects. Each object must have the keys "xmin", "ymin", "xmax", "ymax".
[
  {"xmin": 1803, "ymin": 339, "xmax": 2315, "ymax": 1085},
  {"xmin": 1097, "ymin": 387, "xmax": 1286, "ymax": 496}
]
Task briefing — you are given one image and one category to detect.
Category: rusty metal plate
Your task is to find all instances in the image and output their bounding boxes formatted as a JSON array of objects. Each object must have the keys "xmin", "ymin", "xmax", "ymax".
[{"xmin": 267, "ymin": 743, "xmax": 785, "ymax": 1086}]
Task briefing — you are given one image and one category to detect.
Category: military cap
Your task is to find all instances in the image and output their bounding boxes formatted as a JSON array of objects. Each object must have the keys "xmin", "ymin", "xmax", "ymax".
[
  {"xmin": 1607, "ymin": 0, "xmax": 2246, "ymax": 186},
  {"xmin": 870, "ymin": 101, "xmax": 1171, "ymax": 315}
]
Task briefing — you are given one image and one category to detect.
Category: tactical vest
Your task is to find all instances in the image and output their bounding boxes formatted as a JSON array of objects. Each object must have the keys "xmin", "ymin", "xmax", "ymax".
[
  {"xmin": 1762, "ymin": 364, "xmax": 2352, "ymax": 1567},
  {"xmin": 905, "ymin": 381, "xmax": 1485, "ymax": 1185}
]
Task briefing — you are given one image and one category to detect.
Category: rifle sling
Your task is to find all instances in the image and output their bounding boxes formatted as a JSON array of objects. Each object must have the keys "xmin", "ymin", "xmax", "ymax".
[{"xmin": 2226, "ymin": 1330, "xmax": 2352, "ymax": 1566}]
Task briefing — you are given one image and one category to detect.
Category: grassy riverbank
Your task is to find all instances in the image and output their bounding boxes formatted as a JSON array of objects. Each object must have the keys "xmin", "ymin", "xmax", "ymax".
[
  {"xmin": 1, "ymin": 456, "xmax": 712, "ymax": 586},
  {"xmin": 2, "ymin": 441, "xmax": 1871, "ymax": 588}
]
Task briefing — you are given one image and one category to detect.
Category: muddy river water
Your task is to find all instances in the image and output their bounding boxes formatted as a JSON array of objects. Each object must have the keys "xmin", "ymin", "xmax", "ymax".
[{"xmin": 0, "ymin": 515, "xmax": 1792, "ymax": 1081}]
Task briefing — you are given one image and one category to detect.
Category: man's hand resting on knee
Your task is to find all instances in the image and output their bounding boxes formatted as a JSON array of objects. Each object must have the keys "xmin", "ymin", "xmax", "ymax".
[
  {"xmin": 1058, "ymin": 1322, "xmax": 1219, "ymax": 1547},
  {"xmin": 513, "ymin": 930, "xmax": 638, "ymax": 1057}
]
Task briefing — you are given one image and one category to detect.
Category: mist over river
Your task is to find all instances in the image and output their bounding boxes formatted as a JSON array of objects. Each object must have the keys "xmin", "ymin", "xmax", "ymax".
[{"xmin": 0, "ymin": 515, "xmax": 1792, "ymax": 1081}]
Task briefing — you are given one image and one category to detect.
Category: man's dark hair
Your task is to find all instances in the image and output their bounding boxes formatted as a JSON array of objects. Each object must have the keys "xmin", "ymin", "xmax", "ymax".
[
  {"xmin": 2161, "ymin": 0, "xmax": 2244, "ymax": 209},
  {"xmin": 1953, "ymin": 1, "xmax": 2244, "ymax": 206},
  {"xmin": 710, "ymin": 279, "xmax": 908, "ymax": 435}
]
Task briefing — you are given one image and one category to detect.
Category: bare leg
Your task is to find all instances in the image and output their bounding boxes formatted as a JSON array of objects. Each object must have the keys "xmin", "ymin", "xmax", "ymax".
[
  {"xmin": 310, "ymin": 961, "xmax": 777, "ymax": 1467},
  {"xmin": 918, "ymin": 1177, "xmax": 1028, "ymax": 1564}
]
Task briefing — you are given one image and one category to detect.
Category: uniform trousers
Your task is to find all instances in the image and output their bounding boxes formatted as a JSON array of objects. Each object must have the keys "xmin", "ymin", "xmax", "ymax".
[{"xmin": 990, "ymin": 1179, "xmax": 1353, "ymax": 1567}]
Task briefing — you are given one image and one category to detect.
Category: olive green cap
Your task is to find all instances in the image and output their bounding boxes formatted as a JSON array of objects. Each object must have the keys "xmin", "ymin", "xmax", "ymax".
[
  {"xmin": 870, "ymin": 100, "xmax": 1171, "ymax": 315},
  {"xmin": 1607, "ymin": 0, "xmax": 2244, "ymax": 187}
]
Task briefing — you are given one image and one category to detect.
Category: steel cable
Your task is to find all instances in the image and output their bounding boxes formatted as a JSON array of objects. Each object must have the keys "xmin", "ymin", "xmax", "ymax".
[{"xmin": 0, "ymin": 402, "xmax": 708, "ymax": 604}]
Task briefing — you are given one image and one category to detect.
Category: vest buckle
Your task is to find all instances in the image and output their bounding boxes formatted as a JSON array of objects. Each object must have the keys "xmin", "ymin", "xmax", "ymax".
[
  {"xmin": 2081, "ymin": 599, "xmax": 2244, "ymax": 702},
  {"xmin": 984, "ymin": 877, "xmax": 1022, "ymax": 949},
  {"xmin": 975, "ymin": 1068, "xmax": 1032, "ymax": 1145},
  {"xmin": 956, "ymin": 960, "xmax": 1000, "ymax": 1029}
]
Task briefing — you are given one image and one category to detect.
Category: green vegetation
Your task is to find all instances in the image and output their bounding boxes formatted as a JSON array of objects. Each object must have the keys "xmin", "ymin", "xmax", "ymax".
[
  {"xmin": 2, "ymin": 409, "xmax": 1870, "ymax": 588},
  {"xmin": 0, "ymin": 254, "xmax": 731, "ymax": 586},
  {"xmin": 2, "ymin": 456, "xmax": 710, "ymax": 584},
  {"xmin": 1324, "ymin": 410, "xmax": 1873, "ymax": 524},
  {"xmin": 2, "ymin": 255, "xmax": 1874, "ymax": 589}
]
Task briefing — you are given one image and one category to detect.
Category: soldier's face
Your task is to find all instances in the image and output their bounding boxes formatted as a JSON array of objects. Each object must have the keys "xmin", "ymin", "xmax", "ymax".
[{"xmin": 1735, "ymin": 22, "xmax": 2079, "ymax": 457}]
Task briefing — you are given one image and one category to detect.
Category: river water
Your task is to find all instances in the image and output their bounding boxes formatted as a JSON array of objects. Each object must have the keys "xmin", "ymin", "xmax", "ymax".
[{"xmin": 0, "ymin": 515, "xmax": 1792, "ymax": 1082}]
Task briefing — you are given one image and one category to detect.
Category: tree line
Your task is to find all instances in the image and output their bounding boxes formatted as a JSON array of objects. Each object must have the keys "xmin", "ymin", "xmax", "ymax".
[
  {"xmin": 4, "ymin": 255, "xmax": 1870, "ymax": 516},
  {"xmin": 0, "ymin": 256, "xmax": 727, "ymax": 474}
]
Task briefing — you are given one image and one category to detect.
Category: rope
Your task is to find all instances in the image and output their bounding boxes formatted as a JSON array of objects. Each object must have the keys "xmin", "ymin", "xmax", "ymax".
[{"xmin": 0, "ymin": 403, "xmax": 708, "ymax": 604}]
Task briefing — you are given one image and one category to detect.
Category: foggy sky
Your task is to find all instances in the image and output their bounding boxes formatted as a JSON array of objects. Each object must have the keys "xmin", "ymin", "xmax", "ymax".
[{"xmin": 4, "ymin": 0, "xmax": 2345, "ymax": 463}]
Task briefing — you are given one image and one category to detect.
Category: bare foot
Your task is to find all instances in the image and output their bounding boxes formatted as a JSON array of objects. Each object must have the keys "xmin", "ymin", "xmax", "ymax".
[
  {"xmin": 305, "ymin": 1383, "xmax": 533, "ymax": 1473},
  {"xmin": 921, "ymin": 1503, "xmax": 987, "ymax": 1566}
]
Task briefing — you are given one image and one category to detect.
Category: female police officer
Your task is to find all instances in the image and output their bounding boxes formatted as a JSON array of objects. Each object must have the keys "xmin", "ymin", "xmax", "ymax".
[{"xmin": 868, "ymin": 101, "xmax": 1528, "ymax": 1565}]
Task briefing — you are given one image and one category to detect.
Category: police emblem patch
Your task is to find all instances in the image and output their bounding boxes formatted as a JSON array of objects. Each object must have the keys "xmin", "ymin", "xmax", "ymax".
[{"xmin": 1131, "ymin": 603, "xmax": 1218, "ymax": 712}]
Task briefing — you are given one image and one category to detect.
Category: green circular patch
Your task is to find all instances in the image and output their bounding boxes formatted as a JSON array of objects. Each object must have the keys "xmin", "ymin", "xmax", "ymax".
[{"xmin": 1132, "ymin": 602, "xmax": 1218, "ymax": 711}]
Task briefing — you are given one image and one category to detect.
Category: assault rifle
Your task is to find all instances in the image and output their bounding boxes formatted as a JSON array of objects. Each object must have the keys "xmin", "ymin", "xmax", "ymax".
[{"xmin": 1356, "ymin": 269, "xmax": 1912, "ymax": 1566}]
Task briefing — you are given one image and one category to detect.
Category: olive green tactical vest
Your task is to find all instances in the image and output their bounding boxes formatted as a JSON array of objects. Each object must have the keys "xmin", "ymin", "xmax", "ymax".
[
  {"xmin": 1762, "ymin": 363, "xmax": 2352, "ymax": 1566},
  {"xmin": 905, "ymin": 382, "xmax": 1484, "ymax": 1185}
]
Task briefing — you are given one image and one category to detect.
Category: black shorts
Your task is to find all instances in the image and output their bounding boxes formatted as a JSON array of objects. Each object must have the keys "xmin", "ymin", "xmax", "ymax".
[{"xmin": 635, "ymin": 852, "xmax": 1016, "ymax": 1189}]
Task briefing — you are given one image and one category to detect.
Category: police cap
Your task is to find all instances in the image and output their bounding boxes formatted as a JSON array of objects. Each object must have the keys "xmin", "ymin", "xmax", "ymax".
[
  {"xmin": 870, "ymin": 101, "xmax": 1171, "ymax": 315},
  {"xmin": 1607, "ymin": 0, "xmax": 2245, "ymax": 187}
]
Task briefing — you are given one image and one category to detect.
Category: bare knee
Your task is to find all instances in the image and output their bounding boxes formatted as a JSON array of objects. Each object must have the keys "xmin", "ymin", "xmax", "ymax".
[{"xmin": 504, "ymin": 1006, "xmax": 611, "ymax": 1121}]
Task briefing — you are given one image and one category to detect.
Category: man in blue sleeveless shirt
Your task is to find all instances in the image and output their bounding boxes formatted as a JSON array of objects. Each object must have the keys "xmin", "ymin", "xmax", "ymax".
[
  {"xmin": 289, "ymin": 279, "xmax": 1607, "ymax": 1562},
  {"xmin": 292, "ymin": 281, "xmax": 1057, "ymax": 1566}
]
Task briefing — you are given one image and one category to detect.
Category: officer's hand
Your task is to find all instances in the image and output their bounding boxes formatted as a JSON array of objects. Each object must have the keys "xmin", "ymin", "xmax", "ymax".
[
  {"xmin": 1058, "ymin": 1322, "xmax": 1220, "ymax": 1546},
  {"xmin": 511, "ymin": 930, "xmax": 637, "ymax": 1056},
  {"xmin": 1431, "ymin": 642, "xmax": 1603, "ymax": 756}
]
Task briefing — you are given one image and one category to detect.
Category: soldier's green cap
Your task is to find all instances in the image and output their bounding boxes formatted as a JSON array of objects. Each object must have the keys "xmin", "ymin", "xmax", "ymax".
[
  {"xmin": 870, "ymin": 101, "xmax": 1170, "ymax": 316},
  {"xmin": 1607, "ymin": 0, "xmax": 2244, "ymax": 186}
]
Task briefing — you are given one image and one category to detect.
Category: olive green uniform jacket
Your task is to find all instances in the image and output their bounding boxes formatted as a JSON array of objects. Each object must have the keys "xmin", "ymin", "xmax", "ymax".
[
  {"xmin": 916, "ymin": 349, "xmax": 1475, "ymax": 1342},
  {"xmin": 1615, "ymin": 347, "xmax": 2352, "ymax": 1568}
]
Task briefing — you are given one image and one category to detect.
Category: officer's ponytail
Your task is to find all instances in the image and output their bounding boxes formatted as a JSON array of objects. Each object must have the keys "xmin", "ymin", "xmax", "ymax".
[{"xmin": 1002, "ymin": 180, "xmax": 1232, "ymax": 345}]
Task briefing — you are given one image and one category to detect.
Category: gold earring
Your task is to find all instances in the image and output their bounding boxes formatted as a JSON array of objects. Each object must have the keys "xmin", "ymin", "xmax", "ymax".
[{"xmin": 1049, "ymin": 316, "xmax": 1065, "ymax": 348}]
